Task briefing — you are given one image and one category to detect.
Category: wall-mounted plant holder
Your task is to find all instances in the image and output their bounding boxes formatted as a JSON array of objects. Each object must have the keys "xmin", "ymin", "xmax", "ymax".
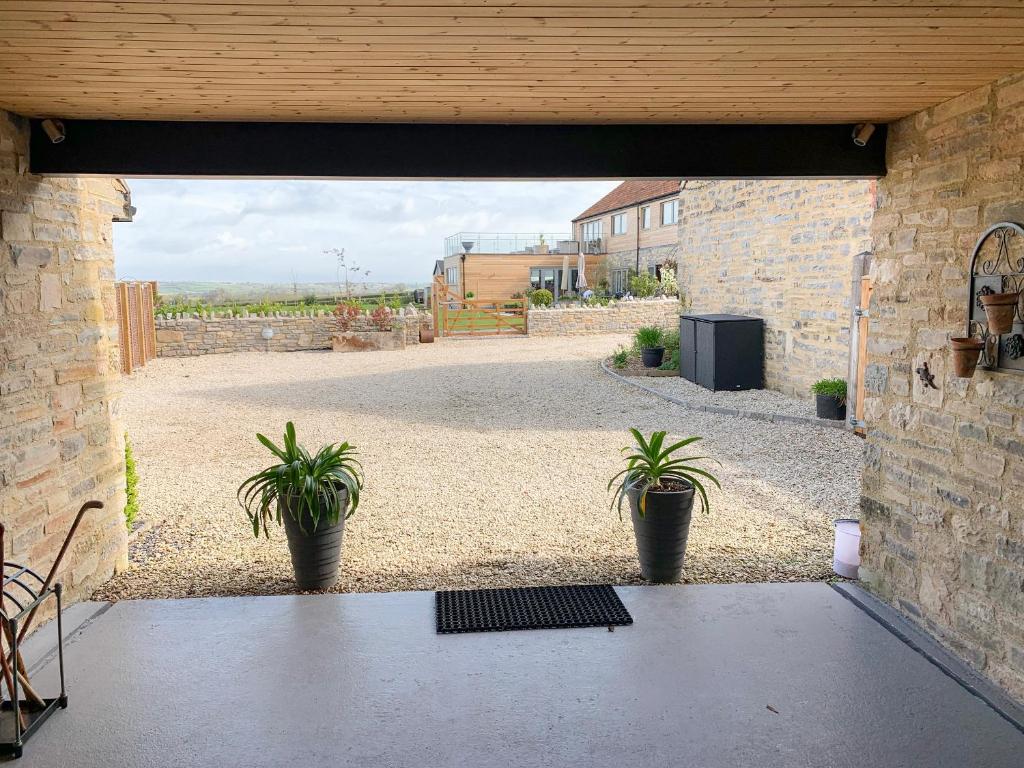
[{"xmin": 966, "ymin": 222, "xmax": 1024, "ymax": 374}]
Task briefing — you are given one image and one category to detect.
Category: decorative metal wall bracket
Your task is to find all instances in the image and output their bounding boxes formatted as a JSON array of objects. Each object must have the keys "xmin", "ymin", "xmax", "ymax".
[{"xmin": 966, "ymin": 221, "xmax": 1024, "ymax": 374}]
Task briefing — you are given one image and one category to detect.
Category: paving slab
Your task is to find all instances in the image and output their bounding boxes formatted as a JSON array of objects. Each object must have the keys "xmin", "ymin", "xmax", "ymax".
[{"xmin": 8, "ymin": 583, "xmax": 1024, "ymax": 767}]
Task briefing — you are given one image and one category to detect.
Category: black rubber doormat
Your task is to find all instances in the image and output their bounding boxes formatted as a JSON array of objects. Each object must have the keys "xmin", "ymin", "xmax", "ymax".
[{"xmin": 435, "ymin": 584, "xmax": 633, "ymax": 634}]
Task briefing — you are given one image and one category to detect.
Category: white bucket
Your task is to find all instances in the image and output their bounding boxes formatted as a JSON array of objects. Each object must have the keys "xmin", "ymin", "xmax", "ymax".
[{"xmin": 833, "ymin": 519, "xmax": 860, "ymax": 579}]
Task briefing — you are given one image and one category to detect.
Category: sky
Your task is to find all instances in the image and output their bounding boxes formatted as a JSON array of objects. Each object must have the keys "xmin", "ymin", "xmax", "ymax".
[{"xmin": 113, "ymin": 179, "xmax": 620, "ymax": 286}]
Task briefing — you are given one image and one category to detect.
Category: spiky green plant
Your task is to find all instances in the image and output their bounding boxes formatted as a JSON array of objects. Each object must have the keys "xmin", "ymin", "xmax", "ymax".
[
  {"xmin": 810, "ymin": 377, "xmax": 848, "ymax": 404},
  {"xmin": 612, "ymin": 346, "xmax": 630, "ymax": 369},
  {"xmin": 608, "ymin": 429, "xmax": 721, "ymax": 519},
  {"xmin": 237, "ymin": 422, "xmax": 363, "ymax": 538},
  {"xmin": 634, "ymin": 325, "xmax": 665, "ymax": 350}
]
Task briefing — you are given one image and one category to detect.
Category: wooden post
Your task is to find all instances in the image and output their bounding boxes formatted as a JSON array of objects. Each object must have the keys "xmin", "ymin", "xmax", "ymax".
[
  {"xmin": 854, "ymin": 275, "xmax": 873, "ymax": 436},
  {"xmin": 116, "ymin": 282, "xmax": 133, "ymax": 375}
]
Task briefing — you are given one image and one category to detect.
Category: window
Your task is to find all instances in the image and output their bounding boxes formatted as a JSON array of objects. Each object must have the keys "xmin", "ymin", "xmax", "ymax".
[
  {"xmin": 530, "ymin": 267, "xmax": 542, "ymax": 289},
  {"xmin": 581, "ymin": 220, "xmax": 602, "ymax": 243},
  {"xmin": 445, "ymin": 266, "xmax": 458, "ymax": 285},
  {"xmin": 611, "ymin": 269, "xmax": 629, "ymax": 294},
  {"xmin": 641, "ymin": 206, "xmax": 651, "ymax": 229},
  {"xmin": 661, "ymin": 199, "xmax": 679, "ymax": 226},
  {"xmin": 612, "ymin": 213, "xmax": 627, "ymax": 235}
]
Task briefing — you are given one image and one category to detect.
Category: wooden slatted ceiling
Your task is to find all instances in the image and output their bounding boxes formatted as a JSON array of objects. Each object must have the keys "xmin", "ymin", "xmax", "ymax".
[{"xmin": 1, "ymin": 1, "xmax": 1023, "ymax": 123}]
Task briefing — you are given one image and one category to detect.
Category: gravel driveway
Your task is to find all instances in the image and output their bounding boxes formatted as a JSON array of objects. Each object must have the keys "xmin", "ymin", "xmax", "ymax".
[{"xmin": 95, "ymin": 335, "xmax": 863, "ymax": 600}]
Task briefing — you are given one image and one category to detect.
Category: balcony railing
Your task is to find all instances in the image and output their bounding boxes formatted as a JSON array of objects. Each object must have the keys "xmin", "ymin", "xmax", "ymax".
[{"xmin": 445, "ymin": 232, "xmax": 573, "ymax": 257}]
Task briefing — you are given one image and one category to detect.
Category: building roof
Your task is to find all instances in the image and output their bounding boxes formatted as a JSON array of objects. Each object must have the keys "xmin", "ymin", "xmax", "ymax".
[
  {"xmin": 433, "ymin": 260, "xmax": 445, "ymax": 276},
  {"xmin": 573, "ymin": 180, "xmax": 681, "ymax": 222}
]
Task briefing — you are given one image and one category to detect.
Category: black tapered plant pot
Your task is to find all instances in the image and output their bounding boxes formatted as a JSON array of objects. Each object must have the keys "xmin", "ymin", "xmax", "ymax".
[
  {"xmin": 641, "ymin": 346, "xmax": 665, "ymax": 368},
  {"xmin": 281, "ymin": 492, "xmax": 348, "ymax": 590},
  {"xmin": 627, "ymin": 479, "xmax": 695, "ymax": 583},
  {"xmin": 815, "ymin": 394, "xmax": 846, "ymax": 421}
]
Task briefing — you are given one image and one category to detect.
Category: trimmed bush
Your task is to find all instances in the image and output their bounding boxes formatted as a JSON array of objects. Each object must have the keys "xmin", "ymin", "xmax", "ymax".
[{"xmin": 530, "ymin": 289, "xmax": 554, "ymax": 307}]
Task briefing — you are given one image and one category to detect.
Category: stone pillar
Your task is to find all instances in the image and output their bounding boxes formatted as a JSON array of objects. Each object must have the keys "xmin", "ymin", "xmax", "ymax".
[
  {"xmin": 0, "ymin": 110, "xmax": 131, "ymax": 602},
  {"xmin": 861, "ymin": 72, "xmax": 1024, "ymax": 701}
]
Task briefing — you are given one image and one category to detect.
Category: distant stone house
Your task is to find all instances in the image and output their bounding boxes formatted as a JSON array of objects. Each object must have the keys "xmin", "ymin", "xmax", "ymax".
[{"xmin": 572, "ymin": 180, "xmax": 681, "ymax": 294}]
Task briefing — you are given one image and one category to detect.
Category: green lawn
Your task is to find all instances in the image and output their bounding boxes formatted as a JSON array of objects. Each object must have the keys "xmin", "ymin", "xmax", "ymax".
[{"xmin": 442, "ymin": 307, "xmax": 525, "ymax": 333}]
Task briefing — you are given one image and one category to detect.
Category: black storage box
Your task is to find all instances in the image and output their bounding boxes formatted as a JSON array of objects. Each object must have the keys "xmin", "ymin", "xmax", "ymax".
[{"xmin": 679, "ymin": 314, "xmax": 764, "ymax": 391}]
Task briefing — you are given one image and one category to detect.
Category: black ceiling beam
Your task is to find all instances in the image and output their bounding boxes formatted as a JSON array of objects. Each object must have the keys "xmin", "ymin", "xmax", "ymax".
[{"xmin": 29, "ymin": 120, "xmax": 887, "ymax": 179}]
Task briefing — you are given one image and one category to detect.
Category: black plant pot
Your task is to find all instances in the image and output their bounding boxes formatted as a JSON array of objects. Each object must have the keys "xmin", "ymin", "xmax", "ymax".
[
  {"xmin": 641, "ymin": 346, "xmax": 665, "ymax": 368},
  {"xmin": 281, "ymin": 492, "xmax": 348, "ymax": 590},
  {"xmin": 627, "ymin": 479, "xmax": 695, "ymax": 583},
  {"xmin": 815, "ymin": 394, "xmax": 847, "ymax": 421}
]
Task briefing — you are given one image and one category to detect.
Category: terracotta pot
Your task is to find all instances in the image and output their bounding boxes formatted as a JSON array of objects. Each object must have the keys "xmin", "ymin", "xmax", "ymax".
[
  {"xmin": 950, "ymin": 336, "xmax": 985, "ymax": 378},
  {"xmin": 979, "ymin": 291, "xmax": 1020, "ymax": 335},
  {"xmin": 419, "ymin": 324, "xmax": 434, "ymax": 343}
]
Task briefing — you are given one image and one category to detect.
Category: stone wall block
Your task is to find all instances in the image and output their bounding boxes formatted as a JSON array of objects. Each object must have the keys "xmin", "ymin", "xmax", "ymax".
[{"xmin": 861, "ymin": 70, "xmax": 1024, "ymax": 702}]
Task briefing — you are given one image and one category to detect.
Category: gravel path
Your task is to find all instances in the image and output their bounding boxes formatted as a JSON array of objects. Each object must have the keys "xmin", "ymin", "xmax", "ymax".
[
  {"xmin": 95, "ymin": 335, "xmax": 863, "ymax": 600},
  {"xmin": 608, "ymin": 357, "xmax": 820, "ymax": 420}
]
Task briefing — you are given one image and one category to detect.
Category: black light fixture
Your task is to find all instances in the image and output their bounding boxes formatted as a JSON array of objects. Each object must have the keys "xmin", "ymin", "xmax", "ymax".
[
  {"xmin": 852, "ymin": 123, "xmax": 876, "ymax": 147},
  {"xmin": 40, "ymin": 119, "xmax": 65, "ymax": 144}
]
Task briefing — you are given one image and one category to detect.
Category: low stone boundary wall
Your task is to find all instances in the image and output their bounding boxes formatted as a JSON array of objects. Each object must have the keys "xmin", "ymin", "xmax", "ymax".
[
  {"xmin": 155, "ymin": 309, "xmax": 429, "ymax": 357},
  {"xmin": 527, "ymin": 298, "xmax": 682, "ymax": 337}
]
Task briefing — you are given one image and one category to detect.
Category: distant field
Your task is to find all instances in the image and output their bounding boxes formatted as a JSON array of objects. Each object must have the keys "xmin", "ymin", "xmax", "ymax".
[{"xmin": 155, "ymin": 281, "xmax": 424, "ymax": 302}]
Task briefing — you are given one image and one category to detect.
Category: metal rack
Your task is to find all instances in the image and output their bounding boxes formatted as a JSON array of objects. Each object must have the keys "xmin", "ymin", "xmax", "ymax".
[
  {"xmin": 0, "ymin": 563, "xmax": 67, "ymax": 759},
  {"xmin": 966, "ymin": 221, "xmax": 1024, "ymax": 374}
]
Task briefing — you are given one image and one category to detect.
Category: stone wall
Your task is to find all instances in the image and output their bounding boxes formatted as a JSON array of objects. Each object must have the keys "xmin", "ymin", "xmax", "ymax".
[
  {"xmin": 156, "ymin": 309, "xmax": 429, "ymax": 356},
  {"xmin": 677, "ymin": 179, "xmax": 876, "ymax": 398},
  {"xmin": 605, "ymin": 243, "xmax": 681, "ymax": 279},
  {"xmin": 527, "ymin": 298, "xmax": 681, "ymax": 336},
  {"xmin": 861, "ymin": 71, "xmax": 1024, "ymax": 701},
  {"xmin": 0, "ymin": 110, "xmax": 131, "ymax": 602}
]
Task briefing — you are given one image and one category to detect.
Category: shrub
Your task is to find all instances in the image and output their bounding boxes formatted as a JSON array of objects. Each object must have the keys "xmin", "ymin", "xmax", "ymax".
[
  {"xmin": 811, "ymin": 378, "xmax": 847, "ymax": 403},
  {"xmin": 585, "ymin": 295, "xmax": 611, "ymax": 307},
  {"xmin": 634, "ymin": 325, "xmax": 665, "ymax": 350},
  {"xmin": 303, "ymin": 293, "xmax": 318, "ymax": 305},
  {"xmin": 530, "ymin": 288, "xmax": 553, "ymax": 307},
  {"xmin": 370, "ymin": 304, "xmax": 392, "ymax": 331},
  {"xmin": 659, "ymin": 349, "xmax": 680, "ymax": 371},
  {"xmin": 333, "ymin": 299, "xmax": 361, "ymax": 330},
  {"xmin": 659, "ymin": 267, "xmax": 679, "ymax": 297},
  {"xmin": 124, "ymin": 434, "xmax": 139, "ymax": 531},
  {"xmin": 465, "ymin": 291, "xmax": 475, "ymax": 299},
  {"xmin": 612, "ymin": 347, "xmax": 630, "ymax": 369},
  {"xmin": 661, "ymin": 328, "xmax": 680, "ymax": 354},
  {"xmin": 629, "ymin": 272, "xmax": 659, "ymax": 298}
]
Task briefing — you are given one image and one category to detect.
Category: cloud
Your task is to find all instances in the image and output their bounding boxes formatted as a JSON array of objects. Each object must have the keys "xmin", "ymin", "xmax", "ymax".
[{"xmin": 113, "ymin": 179, "xmax": 618, "ymax": 284}]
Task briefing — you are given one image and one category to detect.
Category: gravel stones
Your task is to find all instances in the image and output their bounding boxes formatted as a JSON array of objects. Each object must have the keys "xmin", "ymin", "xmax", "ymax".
[{"xmin": 94, "ymin": 335, "xmax": 862, "ymax": 601}]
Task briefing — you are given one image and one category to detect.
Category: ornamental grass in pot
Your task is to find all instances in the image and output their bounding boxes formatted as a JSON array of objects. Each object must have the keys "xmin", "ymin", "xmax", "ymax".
[
  {"xmin": 635, "ymin": 325, "xmax": 666, "ymax": 368},
  {"xmin": 609, "ymin": 429, "xmax": 721, "ymax": 583},
  {"xmin": 811, "ymin": 377, "xmax": 847, "ymax": 421},
  {"xmin": 238, "ymin": 422, "xmax": 363, "ymax": 590}
]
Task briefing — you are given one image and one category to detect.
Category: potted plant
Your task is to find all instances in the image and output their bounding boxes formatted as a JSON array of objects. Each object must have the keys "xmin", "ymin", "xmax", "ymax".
[
  {"xmin": 609, "ymin": 429, "xmax": 720, "ymax": 583},
  {"xmin": 810, "ymin": 378, "xmax": 847, "ymax": 420},
  {"xmin": 237, "ymin": 422, "xmax": 363, "ymax": 590},
  {"xmin": 635, "ymin": 325, "xmax": 665, "ymax": 368},
  {"xmin": 979, "ymin": 291, "xmax": 1020, "ymax": 335},
  {"xmin": 950, "ymin": 336, "xmax": 986, "ymax": 378}
]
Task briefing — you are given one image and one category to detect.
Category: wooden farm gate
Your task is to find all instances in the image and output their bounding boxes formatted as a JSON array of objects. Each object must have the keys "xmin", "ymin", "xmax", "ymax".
[
  {"xmin": 115, "ymin": 281, "xmax": 158, "ymax": 374},
  {"xmin": 431, "ymin": 275, "xmax": 527, "ymax": 337}
]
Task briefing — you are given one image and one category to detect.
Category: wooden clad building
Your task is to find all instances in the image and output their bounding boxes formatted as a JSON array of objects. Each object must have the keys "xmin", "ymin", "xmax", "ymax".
[{"xmin": 441, "ymin": 252, "xmax": 599, "ymax": 303}]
